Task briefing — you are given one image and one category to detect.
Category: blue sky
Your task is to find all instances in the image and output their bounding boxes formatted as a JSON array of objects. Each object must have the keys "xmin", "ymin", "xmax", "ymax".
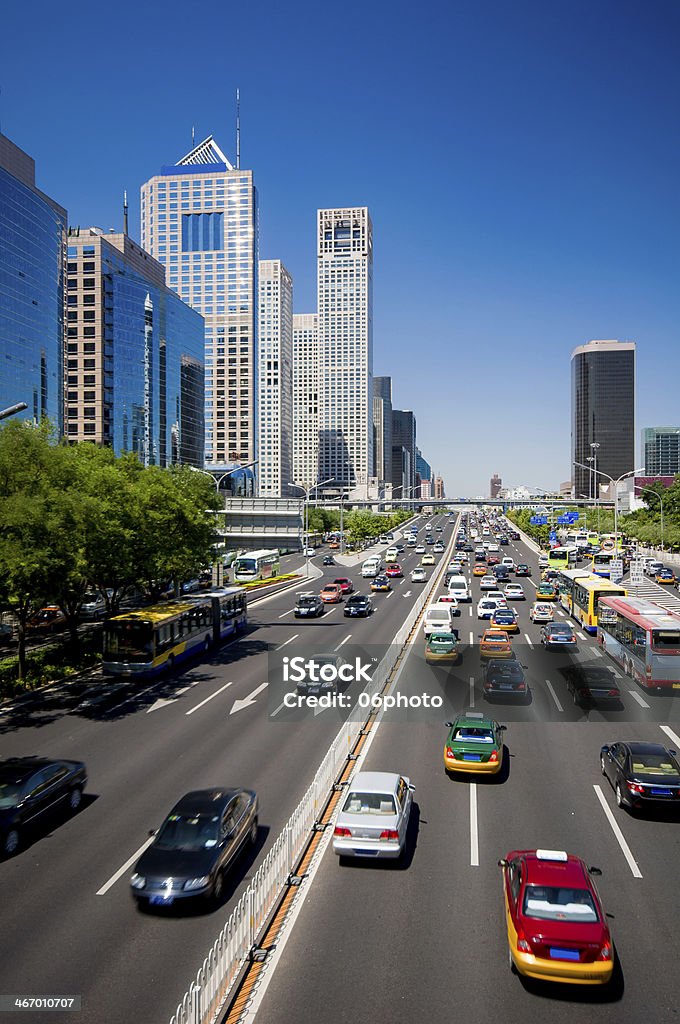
[{"xmin": 2, "ymin": 0, "xmax": 678, "ymax": 495}]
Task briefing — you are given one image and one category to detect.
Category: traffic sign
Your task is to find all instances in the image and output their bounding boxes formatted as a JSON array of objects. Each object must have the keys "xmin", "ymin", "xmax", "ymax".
[
  {"xmin": 610, "ymin": 558, "xmax": 624, "ymax": 583},
  {"xmin": 549, "ymin": 530, "xmax": 557, "ymax": 542},
  {"xmin": 630, "ymin": 558, "xmax": 645, "ymax": 586},
  {"xmin": 557, "ymin": 515, "xmax": 569, "ymax": 524},
  {"xmin": 567, "ymin": 512, "xmax": 580, "ymax": 522}
]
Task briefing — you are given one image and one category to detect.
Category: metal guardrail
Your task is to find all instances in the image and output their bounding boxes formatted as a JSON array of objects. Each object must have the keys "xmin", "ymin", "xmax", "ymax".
[{"xmin": 168, "ymin": 518, "xmax": 458, "ymax": 1024}]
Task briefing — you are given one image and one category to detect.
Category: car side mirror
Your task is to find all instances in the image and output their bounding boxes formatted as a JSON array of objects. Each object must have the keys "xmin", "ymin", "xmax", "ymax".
[
  {"xmin": 588, "ymin": 866, "xmax": 602, "ymax": 876},
  {"xmin": 499, "ymin": 725, "xmax": 507, "ymax": 731},
  {"xmin": 670, "ymin": 750, "xmax": 677, "ymax": 757},
  {"xmin": 601, "ymin": 745, "xmax": 610, "ymax": 754},
  {"xmin": 498, "ymin": 858, "xmax": 508, "ymax": 868},
  {"xmin": 444, "ymin": 721, "xmax": 453, "ymax": 727},
  {"xmin": 148, "ymin": 829, "xmax": 157, "ymax": 837},
  {"xmin": 408, "ymin": 784, "xmax": 416, "ymax": 792}
]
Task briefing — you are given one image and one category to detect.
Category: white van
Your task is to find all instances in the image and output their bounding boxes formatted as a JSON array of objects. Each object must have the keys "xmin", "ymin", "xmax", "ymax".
[
  {"xmin": 447, "ymin": 575, "xmax": 470, "ymax": 602},
  {"xmin": 406, "ymin": 535, "xmax": 417, "ymax": 547},
  {"xmin": 423, "ymin": 603, "xmax": 456, "ymax": 637},
  {"xmin": 361, "ymin": 557, "xmax": 382, "ymax": 578},
  {"xmin": 385, "ymin": 546, "xmax": 399, "ymax": 561},
  {"xmin": 501, "ymin": 557, "xmax": 514, "ymax": 570}
]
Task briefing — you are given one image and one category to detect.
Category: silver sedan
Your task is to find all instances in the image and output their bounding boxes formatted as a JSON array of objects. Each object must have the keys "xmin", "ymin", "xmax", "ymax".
[{"xmin": 333, "ymin": 771, "xmax": 414, "ymax": 862}]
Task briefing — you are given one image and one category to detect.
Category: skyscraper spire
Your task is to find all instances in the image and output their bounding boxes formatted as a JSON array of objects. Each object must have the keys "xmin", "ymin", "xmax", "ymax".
[
  {"xmin": 236, "ymin": 88, "xmax": 241, "ymax": 170},
  {"xmin": 123, "ymin": 190, "xmax": 128, "ymax": 235}
]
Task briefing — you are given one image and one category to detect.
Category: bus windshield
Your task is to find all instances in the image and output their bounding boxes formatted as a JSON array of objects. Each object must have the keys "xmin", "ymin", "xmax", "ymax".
[
  {"xmin": 103, "ymin": 621, "xmax": 154, "ymax": 662},
  {"xmin": 234, "ymin": 558, "xmax": 257, "ymax": 575}
]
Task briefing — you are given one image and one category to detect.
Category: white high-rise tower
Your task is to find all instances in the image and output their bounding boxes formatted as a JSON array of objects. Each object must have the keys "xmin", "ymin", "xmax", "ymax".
[
  {"xmin": 292, "ymin": 313, "xmax": 319, "ymax": 488},
  {"xmin": 317, "ymin": 207, "xmax": 373, "ymax": 490},
  {"xmin": 257, "ymin": 260, "xmax": 293, "ymax": 496}
]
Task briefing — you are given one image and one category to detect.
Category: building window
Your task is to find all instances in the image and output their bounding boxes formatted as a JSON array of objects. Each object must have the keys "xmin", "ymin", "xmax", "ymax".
[{"xmin": 181, "ymin": 212, "xmax": 224, "ymax": 252}]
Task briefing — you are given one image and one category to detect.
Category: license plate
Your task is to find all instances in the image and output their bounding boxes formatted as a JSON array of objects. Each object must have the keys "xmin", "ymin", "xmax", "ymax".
[
  {"xmin": 651, "ymin": 788, "xmax": 672, "ymax": 796},
  {"xmin": 150, "ymin": 895, "xmax": 174, "ymax": 906},
  {"xmin": 353, "ymin": 849, "xmax": 378, "ymax": 856},
  {"xmin": 500, "ymin": 683, "xmax": 514, "ymax": 690},
  {"xmin": 463, "ymin": 753, "xmax": 481, "ymax": 760},
  {"xmin": 550, "ymin": 948, "xmax": 579, "ymax": 961}
]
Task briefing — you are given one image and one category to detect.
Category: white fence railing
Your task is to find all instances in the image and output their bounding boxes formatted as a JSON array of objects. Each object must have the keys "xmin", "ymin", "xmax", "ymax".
[{"xmin": 168, "ymin": 519, "xmax": 458, "ymax": 1024}]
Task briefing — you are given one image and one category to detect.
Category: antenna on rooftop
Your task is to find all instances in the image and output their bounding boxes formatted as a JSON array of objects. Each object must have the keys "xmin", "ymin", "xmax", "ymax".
[
  {"xmin": 192, "ymin": 125, "xmax": 195, "ymax": 147},
  {"xmin": 123, "ymin": 190, "xmax": 129, "ymax": 235},
  {"xmin": 236, "ymin": 88, "xmax": 241, "ymax": 169}
]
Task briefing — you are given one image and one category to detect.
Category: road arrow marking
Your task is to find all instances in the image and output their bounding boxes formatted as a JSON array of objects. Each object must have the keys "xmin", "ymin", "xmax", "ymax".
[
  {"xmin": 229, "ymin": 681, "xmax": 268, "ymax": 715},
  {"xmin": 402, "ymin": 590, "xmax": 412, "ymax": 598},
  {"xmin": 146, "ymin": 683, "xmax": 197, "ymax": 713}
]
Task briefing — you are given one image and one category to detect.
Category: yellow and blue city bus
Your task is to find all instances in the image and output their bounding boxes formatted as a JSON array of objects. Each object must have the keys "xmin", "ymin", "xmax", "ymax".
[
  {"xmin": 102, "ymin": 587, "xmax": 247, "ymax": 677},
  {"xmin": 564, "ymin": 574, "xmax": 627, "ymax": 634},
  {"xmin": 547, "ymin": 545, "xmax": 580, "ymax": 571}
]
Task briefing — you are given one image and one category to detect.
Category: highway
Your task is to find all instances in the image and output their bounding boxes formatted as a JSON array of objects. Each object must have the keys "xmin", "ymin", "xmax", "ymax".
[
  {"xmin": 0, "ymin": 514, "xmax": 452, "ymax": 1024},
  {"xmin": 248, "ymin": 522, "xmax": 680, "ymax": 1024}
]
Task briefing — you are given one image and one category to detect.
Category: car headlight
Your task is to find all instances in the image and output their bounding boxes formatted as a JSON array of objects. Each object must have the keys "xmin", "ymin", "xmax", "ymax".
[
  {"xmin": 130, "ymin": 873, "xmax": 146, "ymax": 890},
  {"xmin": 183, "ymin": 876, "xmax": 210, "ymax": 891}
]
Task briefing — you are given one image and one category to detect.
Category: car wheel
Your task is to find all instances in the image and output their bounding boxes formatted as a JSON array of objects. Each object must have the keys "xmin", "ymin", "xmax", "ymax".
[
  {"xmin": 615, "ymin": 782, "xmax": 625, "ymax": 808},
  {"xmin": 3, "ymin": 828, "xmax": 20, "ymax": 857},
  {"xmin": 69, "ymin": 787, "xmax": 82, "ymax": 813},
  {"xmin": 249, "ymin": 816, "xmax": 258, "ymax": 845}
]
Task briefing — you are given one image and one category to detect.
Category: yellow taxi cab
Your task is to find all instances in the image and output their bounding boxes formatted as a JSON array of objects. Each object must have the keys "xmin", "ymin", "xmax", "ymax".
[
  {"xmin": 479, "ymin": 629, "xmax": 513, "ymax": 659},
  {"xmin": 472, "ymin": 563, "xmax": 488, "ymax": 577}
]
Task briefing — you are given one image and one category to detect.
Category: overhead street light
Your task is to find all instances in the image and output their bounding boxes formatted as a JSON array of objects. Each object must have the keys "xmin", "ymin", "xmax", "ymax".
[
  {"xmin": 287, "ymin": 478, "xmax": 334, "ymax": 576},
  {"xmin": 0, "ymin": 402, "xmax": 28, "ymax": 421},
  {"xmin": 574, "ymin": 462, "xmax": 644, "ymax": 548}
]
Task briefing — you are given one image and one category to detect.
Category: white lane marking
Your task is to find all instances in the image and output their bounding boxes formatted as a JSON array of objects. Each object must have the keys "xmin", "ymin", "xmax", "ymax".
[
  {"xmin": 278, "ymin": 609, "xmax": 294, "ymax": 618},
  {"xmin": 385, "ymin": 592, "xmax": 393, "ymax": 599},
  {"xmin": 185, "ymin": 681, "xmax": 233, "ymax": 715},
  {"xmin": 469, "ymin": 675, "xmax": 475, "ymax": 708},
  {"xmin": 524, "ymin": 633, "xmax": 533, "ymax": 647},
  {"xmin": 577, "ymin": 631, "xmax": 587, "ymax": 640},
  {"xmin": 591, "ymin": 647, "xmax": 603, "ymax": 657},
  {"xmin": 545, "ymin": 679, "xmax": 564, "ymax": 712},
  {"xmin": 275, "ymin": 634, "xmax": 299, "ymax": 652},
  {"xmin": 229, "ymin": 681, "xmax": 268, "ymax": 716},
  {"xmin": 469, "ymin": 631, "xmax": 474, "ymax": 646},
  {"xmin": 556, "ymin": 608, "xmax": 566, "ymax": 617},
  {"xmin": 399, "ymin": 578, "xmax": 405, "ymax": 585},
  {"xmin": 145, "ymin": 681, "xmax": 197, "ymax": 714},
  {"xmin": 660, "ymin": 725, "xmax": 680, "ymax": 748},
  {"xmin": 628, "ymin": 690, "xmax": 651, "ymax": 709},
  {"xmin": 592, "ymin": 785, "xmax": 643, "ymax": 878},
  {"xmin": 470, "ymin": 784, "xmax": 479, "ymax": 867},
  {"xmin": 97, "ymin": 836, "xmax": 154, "ymax": 895},
  {"xmin": 468, "ymin": 606, "xmax": 473, "ymax": 617},
  {"xmin": 334, "ymin": 634, "xmax": 352, "ymax": 651},
  {"xmin": 526, "ymin": 578, "xmax": 537, "ymax": 588}
]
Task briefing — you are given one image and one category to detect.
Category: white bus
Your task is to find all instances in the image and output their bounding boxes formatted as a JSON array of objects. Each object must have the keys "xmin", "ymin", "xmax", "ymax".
[{"xmin": 232, "ymin": 549, "xmax": 281, "ymax": 583}]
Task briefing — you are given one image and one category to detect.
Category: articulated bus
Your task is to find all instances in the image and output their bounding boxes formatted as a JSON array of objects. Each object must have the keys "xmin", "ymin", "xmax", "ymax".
[
  {"xmin": 597, "ymin": 596, "xmax": 680, "ymax": 690},
  {"xmin": 548, "ymin": 545, "xmax": 580, "ymax": 571},
  {"xmin": 232, "ymin": 549, "xmax": 280, "ymax": 583},
  {"xmin": 102, "ymin": 587, "xmax": 247, "ymax": 677},
  {"xmin": 557, "ymin": 572, "xmax": 626, "ymax": 634}
]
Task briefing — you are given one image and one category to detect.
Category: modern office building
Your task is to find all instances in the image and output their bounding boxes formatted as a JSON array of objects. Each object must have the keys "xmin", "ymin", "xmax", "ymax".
[
  {"xmin": 292, "ymin": 313, "xmax": 318, "ymax": 489},
  {"xmin": 642, "ymin": 427, "xmax": 680, "ymax": 477},
  {"xmin": 141, "ymin": 136, "xmax": 258, "ymax": 467},
  {"xmin": 0, "ymin": 133, "xmax": 66, "ymax": 430},
  {"xmin": 391, "ymin": 409, "xmax": 416, "ymax": 494},
  {"xmin": 420, "ymin": 478, "xmax": 432, "ymax": 499},
  {"xmin": 571, "ymin": 339, "xmax": 636, "ymax": 500},
  {"xmin": 317, "ymin": 207, "xmax": 373, "ymax": 490},
  {"xmin": 257, "ymin": 260, "xmax": 293, "ymax": 496},
  {"xmin": 373, "ymin": 375, "xmax": 392, "ymax": 404},
  {"xmin": 434, "ymin": 475, "xmax": 445, "ymax": 499},
  {"xmin": 416, "ymin": 448, "xmax": 432, "ymax": 486},
  {"xmin": 490, "ymin": 473, "xmax": 502, "ymax": 498},
  {"xmin": 392, "ymin": 445, "xmax": 411, "ymax": 498},
  {"xmin": 65, "ymin": 227, "xmax": 204, "ymax": 465},
  {"xmin": 372, "ymin": 377, "xmax": 392, "ymax": 484}
]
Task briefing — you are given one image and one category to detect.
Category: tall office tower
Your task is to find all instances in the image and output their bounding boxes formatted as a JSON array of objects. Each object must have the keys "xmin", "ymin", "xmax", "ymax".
[
  {"xmin": 141, "ymin": 136, "xmax": 258, "ymax": 467},
  {"xmin": 317, "ymin": 207, "xmax": 373, "ymax": 489},
  {"xmin": 0, "ymin": 133, "xmax": 66, "ymax": 430},
  {"xmin": 391, "ymin": 409, "xmax": 416, "ymax": 494},
  {"xmin": 490, "ymin": 473, "xmax": 502, "ymax": 498},
  {"xmin": 434, "ymin": 475, "xmax": 445, "ymax": 499},
  {"xmin": 643, "ymin": 427, "xmax": 680, "ymax": 476},
  {"xmin": 416, "ymin": 448, "xmax": 432, "ymax": 486},
  {"xmin": 420, "ymin": 478, "xmax": 432, "ymax": 499},
  {"xmin": 292, "ymin": 313, "xmax": 318, "ymax": 488},
  {"xmin": 372, "ymin": 377, "xmax": 392, "ymax": 483},
  {"xmin": 571, "ymin": 339, "xmax": 636, "ymax": 499},
  {"xmin": 257, "ymin": 260, "xmax": 293, "ymax": 496},
  {"xmin": 65, "ymin": 228, "xmax": 204, "ymax": 465}
]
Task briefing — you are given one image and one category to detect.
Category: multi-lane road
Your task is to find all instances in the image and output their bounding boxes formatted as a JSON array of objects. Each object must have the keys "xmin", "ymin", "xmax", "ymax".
[
  {"xmin": 0, "ymin": 516, "xmax": 452, "ymax": 1023},
  {"xmin": 248, "ymin": 520, "xmax": 680, "ymax": 1024}
]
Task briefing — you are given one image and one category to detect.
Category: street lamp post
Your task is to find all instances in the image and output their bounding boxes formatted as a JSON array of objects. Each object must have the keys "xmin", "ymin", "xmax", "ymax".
[
  {"xmin": 574, "ymin": 462, "xmax": 644, "ymax": 549},
  {"xmin": 590, "ymin": 443, "xmax": 601, "ymax": 531},
  {"xmin": 287, "ymin": 479, "xmax": 334, "ymax": 577},
  {"xmin": 0, "ymin": 402, "xmax": 28, "ymax": 421},
  {"xmin": 190, "ymin": 461, "xmax": 258, "ymax": 588},
  {"xmin": 639, "ymin": 487, "xmax": 665, "ymax": 553}
]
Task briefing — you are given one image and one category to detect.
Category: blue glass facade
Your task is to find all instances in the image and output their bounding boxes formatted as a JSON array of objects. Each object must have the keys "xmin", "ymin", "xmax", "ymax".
[{"xmin": 0, "ymin": 137, "xmax": 66, "ymax": 430}]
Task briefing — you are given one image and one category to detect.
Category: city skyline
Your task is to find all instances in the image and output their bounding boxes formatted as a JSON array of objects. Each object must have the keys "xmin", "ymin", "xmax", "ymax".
[{"xmin": 1, "ymin": 0, "xmax": 678, "ymax": 493}]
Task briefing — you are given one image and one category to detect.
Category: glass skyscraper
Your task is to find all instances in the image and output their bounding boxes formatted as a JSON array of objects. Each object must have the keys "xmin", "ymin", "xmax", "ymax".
[
  {"xmin": 65, "ymin": 228, "xmax": 204, "ymax": 466},
  {"xmin": 643, "ymin": 427, "xmax": 680, "ymax": 477},
  {"xmin": 571, "ymin": 339, "xmax": 636, "ymax": 499},
  {"xmin": 141, "ymin": 136, "xmax": 258, "ymax": 468},
  {"xmin": 317, "ymin": 207, "xmax": 373, "ymax": 490},
  {"xmin": 0, "ymin": 133, "xmax": 66, "ymax": 430}
]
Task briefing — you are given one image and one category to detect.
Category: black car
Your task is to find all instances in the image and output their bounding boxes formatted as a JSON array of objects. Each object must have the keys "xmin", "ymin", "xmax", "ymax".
[
  {"xmin": 498, "ymin": 536, "xmax": 509, "ymax": 546},
  {"xmin": 344, "ymin": 594, "xmax": 372, "ymax": 617},
  {"xmin": 482, "ymin": 659, "xmax": 528, "ymax": 702},
  {"xmin": 0, "ymin": 757, "xmax": 87, "ymax": 857},
  {"xmin": 515, "ymin": 564, "xmax": 531, "ymax": 577},
  {"xmin": 294, "ymin": 593, "xmax": 324, "ymax": 618},
  {"xmin": 426, "ymin": 536, "xmax": 435, "ymax": 545},
  {"xmin": 600, "ymin": 742, "xmax": 680, "ymax": 813},
  {"xmin": 492, "ymin": 564, "xmax": 510, "ymax": 582},
  {"xmin": 322, "ymin": 555, "xmax": 335, "ymax": 566},
  {"xmin": 131, "ymin": 788, "xmax": 258, "ymax": 908},
  {"xmin": 564, "ymin": 664, "xmax": 621, "ymax": 707},
  {"xmin": 509, "ymin": 531, "xmax": 520, "ymax": 541}
]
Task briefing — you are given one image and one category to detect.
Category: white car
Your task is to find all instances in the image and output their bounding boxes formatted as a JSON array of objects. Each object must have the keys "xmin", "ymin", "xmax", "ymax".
[
  {"xmin": 433, "ymin": 543, "xmax": 444, "ymax": 553},
  {"xmin": 529, "ymin": 601, "xmax": 554, "ymax": 623},
  {"xmin": 333, "ymin": 771, "xmax": 414, "ymax": 861},
  {"xmin": 436, "ymin": 594, "xmax": 460, "ymax": 615},
  {"xmin": 504, "ymin": 583, "xmax": 525, "ymax": 601},
  {"xmin": 477, "ymin": 597, "xmax": 501, "ymax": 619},
  {"xmin": 479, "ymin": 575, "xmax": 498, "ymax": 590},
  {"xmin": 415, "ymin": 545, "xmax": 426, "ymax": 555},
  {"xmin": 411, "ymin": 568, "xmax": 427, "ymax": 583},
  {"xmin": 456, "ymin": 552, "xmax": 468, "ymax": 564},
  {"xmin": 501, "ymin": 557, "xmax": 514, "ymax": 570},
  {"xmin": 303, "ymin": 547, "xmax": 316, "ymax": 557},
  {"xmin": 485, "ymin": 590, "xmax": 508, "ymax": 606},
  {"xmin": 538, "ymin": 554, "xmax": 550, "ymax": 569}
]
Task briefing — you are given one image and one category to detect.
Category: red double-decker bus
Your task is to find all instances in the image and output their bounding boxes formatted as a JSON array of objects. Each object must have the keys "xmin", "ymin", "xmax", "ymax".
[{"xmin": 597, "ymin": 595, "xmax": 680, "ymax": 690}]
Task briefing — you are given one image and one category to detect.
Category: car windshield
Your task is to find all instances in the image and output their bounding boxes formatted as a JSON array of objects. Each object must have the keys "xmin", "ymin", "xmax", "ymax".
[
  {"xmin": 489, "ymin": 662, "xmax": 523, "ymax": 680},
  {"xmin": 298, "ymin": 598, "xmax": 317, "ymax": 606},
  {"xmin": 155, "ymin": 813, "xmax": 220, "ymax": 851},
  {"xmin": 342, "ymin": 792, "xmax": 396, "ymax": 814},
  {"xmin": 0, "ymin": 781, "xmax": 23, "ymax": 808},
  {"xmin": 550, "ymin": 625, "xmax": 572, "ymax": 634},
  {"xmin": 522, "ymin": 885, "xmax": 598, "ymax": 923},
  {"xmin": 453, "ymin": 728, "xmax": 494, "ymax": 742},
  {"xmin": 631, "ymin": 752, "xmax": 679, "ymax": 775}
]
